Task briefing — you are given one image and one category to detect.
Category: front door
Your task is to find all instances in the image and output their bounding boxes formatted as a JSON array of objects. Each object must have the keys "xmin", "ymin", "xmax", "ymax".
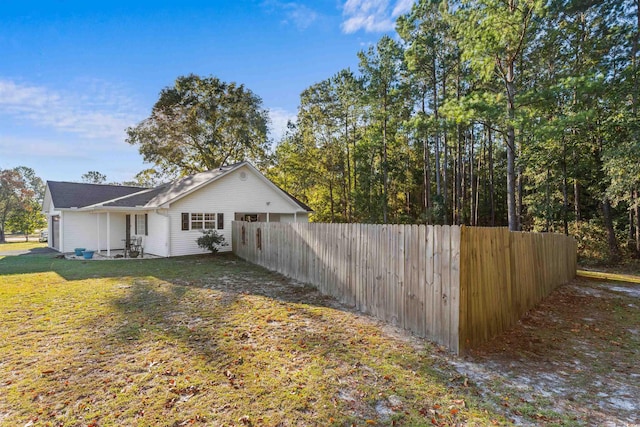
[{"xmin": 51, "ymin": 215, "xmax": 60, "ymax": 251}]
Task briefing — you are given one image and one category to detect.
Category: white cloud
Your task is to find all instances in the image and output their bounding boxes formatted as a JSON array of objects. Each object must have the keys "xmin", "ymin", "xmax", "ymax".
[
  {"xmin": 341, "ymin": 0, "xmax": 416, "ymax": 34},
  {"xmin": 391, "ymin": 0, "xmax": 415, "ymax": 17},
  {"xmin": 262, "ymin": 1, "xmax": 319, "ymax": 30},
  {"xmin": 283, "ymin": 3, "xmax": 318, "ymax": 30},
  {"xmin": 268, "ymin": 107, "xmax": 297, "ymax": 142},
  {"xmin": 0, "ymin": 79, "xmax": 142, "ymax": 140}
]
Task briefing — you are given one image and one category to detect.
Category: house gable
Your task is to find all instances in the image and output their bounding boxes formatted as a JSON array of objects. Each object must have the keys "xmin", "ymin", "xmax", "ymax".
[{"xmin": 166, "ymin": 164, "xmax": 308, "ymax": 257}]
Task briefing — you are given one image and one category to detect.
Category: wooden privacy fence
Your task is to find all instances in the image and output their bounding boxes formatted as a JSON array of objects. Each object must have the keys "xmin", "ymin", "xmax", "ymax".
[{"xmin": 232, "ymin": 222, "xmax": 577, "ymax": 354}]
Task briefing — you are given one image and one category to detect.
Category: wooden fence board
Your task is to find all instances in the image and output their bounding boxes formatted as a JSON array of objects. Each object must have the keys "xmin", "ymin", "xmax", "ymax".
[{"xmin": 233, "ymin": 222, "xmax": 576, "ymax": 354}]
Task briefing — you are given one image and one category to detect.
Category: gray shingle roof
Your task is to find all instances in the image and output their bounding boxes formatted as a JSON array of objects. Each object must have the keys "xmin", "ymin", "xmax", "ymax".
[
  {"xmin": 101, "ymin": 185, "xmax": 169, "ymax": 207},
  {"xmin": 46, "ymin": 181, "xmax": 148, "ymax": 209}
]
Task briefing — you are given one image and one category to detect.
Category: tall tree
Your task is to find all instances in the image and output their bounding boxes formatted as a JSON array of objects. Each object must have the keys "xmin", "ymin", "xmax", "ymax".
[
  {"xmin": 455, "ymin": 0, "xmax": 543, "ymax": 230},
  {"xmin": 358, "ymin": 35, "xmax": 406, "ymax": 223},
  {"xmin": 127, "ymin": 74, "xmax": 270, "ymax": 176},
  {"xmin": 397, "ymin": 0, "xmax": 448, "ymax": 220}
]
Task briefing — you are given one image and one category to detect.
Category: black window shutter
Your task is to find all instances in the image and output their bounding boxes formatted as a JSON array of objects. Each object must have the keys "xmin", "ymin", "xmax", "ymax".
[
  {"xmin": 217, "ymin": 213, "xmax": 224, "ymax": 230},
  {"xmin": 145, "ymin": 214, "xmax": 148, "ymax": 236},
  {"xmin": 181, "ymin": 213, "xmax": 189, "ymax": 231},
  {"xmin": 134, "ymin": 214, "xmax": 138, "ymax": 234}
]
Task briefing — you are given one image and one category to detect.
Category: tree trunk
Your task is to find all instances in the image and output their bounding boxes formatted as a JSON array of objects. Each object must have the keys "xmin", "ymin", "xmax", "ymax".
[
  {"xmin": 455, "ymin": 69, "xmax": 463, "ymax": 225},
  {"xmin": 351, "ymin": 121, "xmax": 358, "ymax": 221},
  {"xmin": 628, "ymin": 195, "xmax": 635, "ymax": 254},
  {"xmin": 517, "ymin": 165, "xmax": 523, "ymax": 231},
  {"xmin": 345, "ymin": 113, "xmax": 352, "ymax": 222},
  {"xmin": 561, "ymin": 136, "xmax": 569, "ymax": 235},
  {"xmin": 442, "ymin": 63, "xmax": 449, "ymax": 225},
  {"xmin": 633, "ymin": 190, "xmax": 640, "ymax": 257},
  {"xmin": 487, "ymin": 125, "xmax": 496, "ymax": 226},
  {"xmin": 421, "ymin": 87, "xmax": 431, "ymax": 216},
  {"xmin": 382, "ymin": 93, "xmax": 389, "ymax": 224},
  {"xmin": 433, "ymin": 53, "xmax": 441, "ymax": 197},
  {"xmin": 506, "ymin": 75, "xmax": 518, "ymax": 231},
  {"xmin": 602, "ymin": 197, "xmax": 621, "ymax": 263},
  {"xmin": 470, "ymin": 127, "xmax": 476, "ymax": 226},
  {"xmin": 423, "ymin": 137, "xmax": 431, "ymax": 215},
  {"xmin": 474, "ymin": 128, "xmax": 481, "ymax": 226},
  {"xmin": 545, "ymin": 169, "xmax": 551, "ymax": 232},
  {"xmin": 455, "ymin": 125, "xmax": 463, "ymax": 225},
  {"xmin": 443, "ymin": 129, "xmax": 449, "ymax": 225},
  {"xmin": 329, "ymin": 179, "xmax": 335, "ymax": 222}
]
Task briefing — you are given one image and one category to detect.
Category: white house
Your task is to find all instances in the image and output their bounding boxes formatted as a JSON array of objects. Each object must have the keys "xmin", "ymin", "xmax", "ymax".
[{"xmin": 42, "ymin": 162, "xmax": 311, "ymax": 257}]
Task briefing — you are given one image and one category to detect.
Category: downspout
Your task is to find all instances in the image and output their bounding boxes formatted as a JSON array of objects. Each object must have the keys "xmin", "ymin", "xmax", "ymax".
[
  {"xmin": 106, "ymin": 212, "xmax": 111, "ymax": 257},
  {"xmin": 96, "ymin": 213, "xmax": 100, "ymax": 255},
  {"xmin": 157, "ymin": 209, "xmax": 171, "ymax": 257}
]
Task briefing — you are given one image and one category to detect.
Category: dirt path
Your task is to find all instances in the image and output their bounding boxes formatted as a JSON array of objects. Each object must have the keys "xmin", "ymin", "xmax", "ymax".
[{"xmin": 440, "ymin": 278, "xmax": 640, "ymax": 426}]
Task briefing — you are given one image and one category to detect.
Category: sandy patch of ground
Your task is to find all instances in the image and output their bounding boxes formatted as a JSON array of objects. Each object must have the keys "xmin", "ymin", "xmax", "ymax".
[{"xmin": 440, "ymin": 278, "xmax": 640, "ymax": 426}]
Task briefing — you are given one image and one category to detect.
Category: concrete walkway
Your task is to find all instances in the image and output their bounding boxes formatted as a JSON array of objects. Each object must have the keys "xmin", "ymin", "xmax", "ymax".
[{"xmin": 0, "ymin": 247, "xmax": 57, "ymax": 256}]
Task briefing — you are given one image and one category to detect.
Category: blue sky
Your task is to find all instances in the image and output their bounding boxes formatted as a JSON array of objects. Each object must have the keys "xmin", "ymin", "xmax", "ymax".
[{"xmin": 0, "ymin": 0, "xmax": 415, "ymax": 184}]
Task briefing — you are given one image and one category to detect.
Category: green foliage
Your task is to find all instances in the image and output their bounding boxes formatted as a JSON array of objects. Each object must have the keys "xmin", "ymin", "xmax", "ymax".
[
  {"xmin": 266, "ymin": 0, "xmax": 640, "ymax": 262},
  {"xmin": 196, "ymin": 229, "xmax": 226, "ymax": 254},
  {"xmin": 127, "ymin": 74, "xmax": 270, "ymax": 176},
  {"xmin": 81, "ymin": 171, "xmax": 107, "ymax": 184},
  {"xmin": 0, "ymin": 167, "xmax": 41, "ymax": 243},
  {"xmin": 7, "ymin": 200, "xmax": 46, "ymax": 240}
]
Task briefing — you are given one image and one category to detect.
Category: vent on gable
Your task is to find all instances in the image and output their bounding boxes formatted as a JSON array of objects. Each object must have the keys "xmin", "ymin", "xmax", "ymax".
[{"xmin": 239, "ymin": 171, "xmax": 248, "ymax": 181}]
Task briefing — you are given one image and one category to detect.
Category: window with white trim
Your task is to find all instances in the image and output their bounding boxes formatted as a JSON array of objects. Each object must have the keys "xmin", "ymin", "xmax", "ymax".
[
  {"xmin": 135, "ymin": 214, "xmax": 148, "ymax": 236},
  {"xmin": 191, "ymin": 213, "xmax": 203, "ymax": 230},
  {"xmin": 182, "ymin": 212, "xmax": 224, "ymax": 231},
  {"xmin": 204, "ymin": 213, "xmax": 216, "ymax": 229}
]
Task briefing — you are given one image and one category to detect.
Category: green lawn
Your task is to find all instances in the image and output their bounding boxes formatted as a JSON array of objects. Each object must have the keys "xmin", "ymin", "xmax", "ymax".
[
  {"xmin": 0, "ymin": 240, "xmax": 46, "ymax": 251},
  {"xmin": 0, "ymin": 252, "xmax": 505, "ymax": 426}
]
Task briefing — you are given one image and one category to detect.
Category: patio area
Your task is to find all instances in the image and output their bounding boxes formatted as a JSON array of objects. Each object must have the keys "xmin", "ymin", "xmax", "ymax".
[{"xmin": 64, "ymin": 250, "xmax": 161, "ymax": 260}]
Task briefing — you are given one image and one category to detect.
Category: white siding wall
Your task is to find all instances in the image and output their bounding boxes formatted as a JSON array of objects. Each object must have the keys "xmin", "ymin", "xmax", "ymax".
[
  {"xmin": 96, "ymin": 213, "xmax": 127, "ymax": 251},
  {"xmin": 61, "ymin": 211, "xmax": 99, "ymax": 253},
  {"xmin": 144, "ymin": 211, "xmax": 170, "ymax": 257},
  {"xmin": 61, "ymin": 211, "xmax": 128, "ymax": 253},
  {"xmin": 168, "ymin": 165, "xmax": 305, "ymax": 257}
]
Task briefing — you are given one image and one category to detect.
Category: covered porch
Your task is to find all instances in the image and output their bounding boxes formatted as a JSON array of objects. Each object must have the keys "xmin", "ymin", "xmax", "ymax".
[
  {"xmin": 91, "ymin": 210, "xmax": 150, "ymax": 258},
  {"xmin": 234, "ymin": 211, "xmax": 304, "ymax": 223}
]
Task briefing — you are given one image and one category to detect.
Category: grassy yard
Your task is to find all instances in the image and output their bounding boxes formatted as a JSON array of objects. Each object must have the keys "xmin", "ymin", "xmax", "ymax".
[
  {"xmin": 0, "ymin": 240, "xmax": 47, "ymax": 252},
  {"xmin": 0, "ymin": 251, "xmax": 505, "ymax": 427}
]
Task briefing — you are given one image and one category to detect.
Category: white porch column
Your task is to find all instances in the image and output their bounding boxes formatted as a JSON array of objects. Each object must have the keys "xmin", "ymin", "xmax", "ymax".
[
  {"xmin": 96, "ymin": 214, "xmax": 100, "ymax": 254},
  {"xmin": 266, "ymin": 212, "xmax": 270, "ymax": 223},
  {"xmin": 294, "ymin": 212, "xmax": 297, "ymax": 222},
  {"xmin": 106, "ymin": 212, "xmax": 111, "ymax": 257}
]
